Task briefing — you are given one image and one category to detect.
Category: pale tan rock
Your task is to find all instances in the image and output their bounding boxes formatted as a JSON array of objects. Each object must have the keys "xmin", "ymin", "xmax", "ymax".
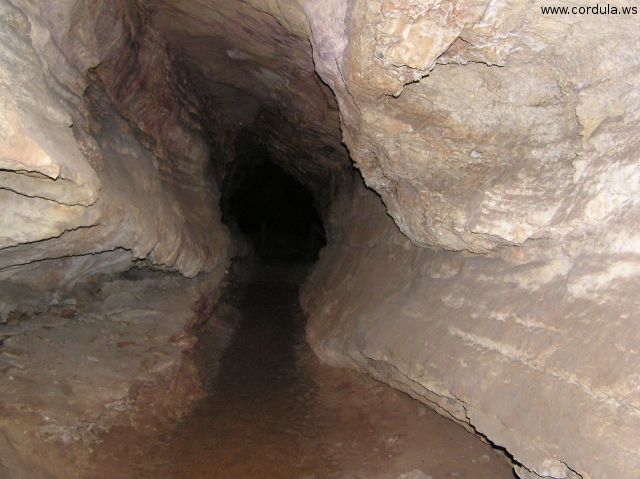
[
  {"xmin": 298, "ymin": 8, "xmax": 640, "ymax": 474},
  {"xmin": 1, "ymin": 1, "xmax": 639, "ymax": 478},
  {"xmin": 0, "ymin": 0, "xmax": 232, "ymax": 286},
  {"xmin": 305, "ymin": 0, "xmax": 640, "ymax": 253},
  {"xmin": 302, "ymin": 183, "xmax": 640, "ymax": 479}
]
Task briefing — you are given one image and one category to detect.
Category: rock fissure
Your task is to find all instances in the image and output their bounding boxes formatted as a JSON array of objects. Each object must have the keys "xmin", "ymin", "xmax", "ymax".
[{"xmin": 0, "ymin": 183, "xmax": 95, "ymax": 207}]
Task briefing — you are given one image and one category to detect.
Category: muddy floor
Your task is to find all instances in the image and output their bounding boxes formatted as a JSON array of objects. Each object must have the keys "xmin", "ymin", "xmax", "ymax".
[{"xmin": 88, "ymin": 261, "xmax": 515, "ymax": 479}]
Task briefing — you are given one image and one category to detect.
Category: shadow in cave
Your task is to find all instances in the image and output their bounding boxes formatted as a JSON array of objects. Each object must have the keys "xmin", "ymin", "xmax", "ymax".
[
  {"xmin": 87, "ymin": 135, "xmax": 516, "ymax": 479},
  {"xmin": 136, "ymin": 132, "xmax": 337, "ymax": 476},
  {"xmin": 220, "ymin": 134, "xmax": 326, "ymax": 262}
]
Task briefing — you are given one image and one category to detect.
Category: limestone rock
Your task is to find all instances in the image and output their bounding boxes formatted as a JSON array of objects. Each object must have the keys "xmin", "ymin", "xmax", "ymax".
[
  {"xmin": 305, "ymin": 0, "xmax": 640, "ymax": 253},
  {"xmin": 0, "ymin": 0, "xmax": 232, "ymax": 299},
  {"xmin": 2, "ymin": 0, "xmax": 640, "ymax": 478},
  {"xmin": 300, "ymin": 6, "xmax": 640, "ymax": 476},
  {"xmin": 302, "ymin": 182, "xmax": 640, "ymax": 479}
]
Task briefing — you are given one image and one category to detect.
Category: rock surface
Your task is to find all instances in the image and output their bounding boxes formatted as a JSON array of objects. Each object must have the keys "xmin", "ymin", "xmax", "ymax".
[
  {"xmin": 298, "ymin": 3, "xmax": 640, "ymax": 478},
  {"xmin": 302, "ymin": 181, "xmax": 640, "ymax": 479},
  {"xmin": 0, "ymin": 266, "xmax": 226, "ymax": 478},
  {"xmin": 0, "ymin": 0, "xmax": 232, "ymax": 315},
  {"xmin": 1, "ymin": 1, "xmax": 639, "ymax": 478},
  {"xmin": 141, "ymin": 0, "xmax": 351, "ymax": 205},
  {"xmin": 305, "ymin": 0, "xmax": 640, "ymax": 254}
]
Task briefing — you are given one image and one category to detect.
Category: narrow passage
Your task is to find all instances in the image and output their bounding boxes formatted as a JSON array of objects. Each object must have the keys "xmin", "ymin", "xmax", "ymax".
[{"xmin": 90, "ymin": 260, "xmax": 513, "ymax": 479}]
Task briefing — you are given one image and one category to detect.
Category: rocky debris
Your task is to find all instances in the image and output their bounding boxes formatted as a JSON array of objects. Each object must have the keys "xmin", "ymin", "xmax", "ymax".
[{"xmin": 0, "ymin": 267, "xmax": 225, "ymax": 478}]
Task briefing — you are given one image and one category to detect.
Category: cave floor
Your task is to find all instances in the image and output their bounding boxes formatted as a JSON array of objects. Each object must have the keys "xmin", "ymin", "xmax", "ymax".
[{"xmin": 88, "ymin": 261, "xmax": 513, "ymax": 479}]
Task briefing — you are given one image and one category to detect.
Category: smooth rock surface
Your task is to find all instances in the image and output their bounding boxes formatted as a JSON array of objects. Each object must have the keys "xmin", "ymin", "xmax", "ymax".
[{"xmin": 302, "ymin": 181, "xmax": 640, "ymax": 479}]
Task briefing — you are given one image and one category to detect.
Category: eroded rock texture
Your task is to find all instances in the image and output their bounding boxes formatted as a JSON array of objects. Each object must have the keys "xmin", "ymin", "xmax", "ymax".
[
  {"xmin": 1, "ymin": 1, "xmax": 639, "ymax": 478},
  {"xmin": 0, "ymin": 268, "xmax": 226, "ymax": 478},
  {"xmin": 141, "ymin": 0, "xmax": 350, "ymax": 205},
  {"xmin": 301, "ymin": 3, "xmax": 640, "ymax": 478},
  {"xmin": 0, "ymin": 1, "xmax": 348, "ymax": 476},
  {"xmin": 0, "ymin": 0, "xmax": 232, "ymax": 319},
  {"xmin": 304, "ymin": 181, "xmax": 640, "ymax": 479},
  {"xmin": 0, "ymin": 2, "xmax": 236, "ymax": 475},
  {"xmin": 306, "ymin": 0, "xmax": 640, "ymax": 255}
]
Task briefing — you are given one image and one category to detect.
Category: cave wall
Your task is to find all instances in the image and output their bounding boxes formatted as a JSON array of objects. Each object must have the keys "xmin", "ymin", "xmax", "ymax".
[
  {"xmin": 305, "ymin": 0, "xmax": 640, "ymax": 254},
  {"xmin": 0, "ymin": 3, "xmax": 235, "ymax": 475},
  {"xmin": 0, "ymin": 0, "xmax": 232, "ymax": 318},
  {"xmin": 300, "ymin": 2, "xmax": 640, "ymax": 479},
  {"xmin": 0, "ymin": 0, "xmax": 350, "ymax": 312},
  {"xmin": 140, "ymin": 0, "xmax": 351, "ymax": 207},
  {"xmin": 303, "ymin": 179, "xmax": 640, "ymax": 479},
  {"xmin": 1, "ymin": 1, "xmax": 639, "ymax": 478}
]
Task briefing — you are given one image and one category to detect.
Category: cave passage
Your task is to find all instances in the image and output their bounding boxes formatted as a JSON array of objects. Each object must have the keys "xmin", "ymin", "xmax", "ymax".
[
  {"xmin": 221, "ymin": 136, "xmax": 327, "ymax": 261},
  {"xmin": 85, "ymin": 132, "xmax": 515, "ymax": 478},
  {"xmin": 89, "ymin": 260, "xmax": 514, "ymax": 479},
  {"xmin": 3, "ymin": 1, "xmax": 637, "ymax": 478}
]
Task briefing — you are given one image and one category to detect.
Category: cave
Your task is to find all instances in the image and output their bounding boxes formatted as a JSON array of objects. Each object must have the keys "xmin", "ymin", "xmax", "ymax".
[
  {"xmin": 1, "ymin": 1, "xmax": 639, "ymax": 478},
  {"xmin": 220, "ymin": 132, "xmax": 327, "ymax": 261}
]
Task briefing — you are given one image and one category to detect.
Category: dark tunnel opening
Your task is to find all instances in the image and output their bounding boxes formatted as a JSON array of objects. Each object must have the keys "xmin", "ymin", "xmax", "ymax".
[{"xmin": 220, "ymin": 135, "xmax": 327, "ymax": 262}]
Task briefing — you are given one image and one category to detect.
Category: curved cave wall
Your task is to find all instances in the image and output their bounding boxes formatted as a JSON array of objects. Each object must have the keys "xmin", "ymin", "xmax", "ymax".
[
  {"xmin": 1, "ymin": 1, "xmax": 640, "ymax": 478},
  {"xmin": 0, "ymin": 0, "xmax": 232, "ymax": 320}
]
